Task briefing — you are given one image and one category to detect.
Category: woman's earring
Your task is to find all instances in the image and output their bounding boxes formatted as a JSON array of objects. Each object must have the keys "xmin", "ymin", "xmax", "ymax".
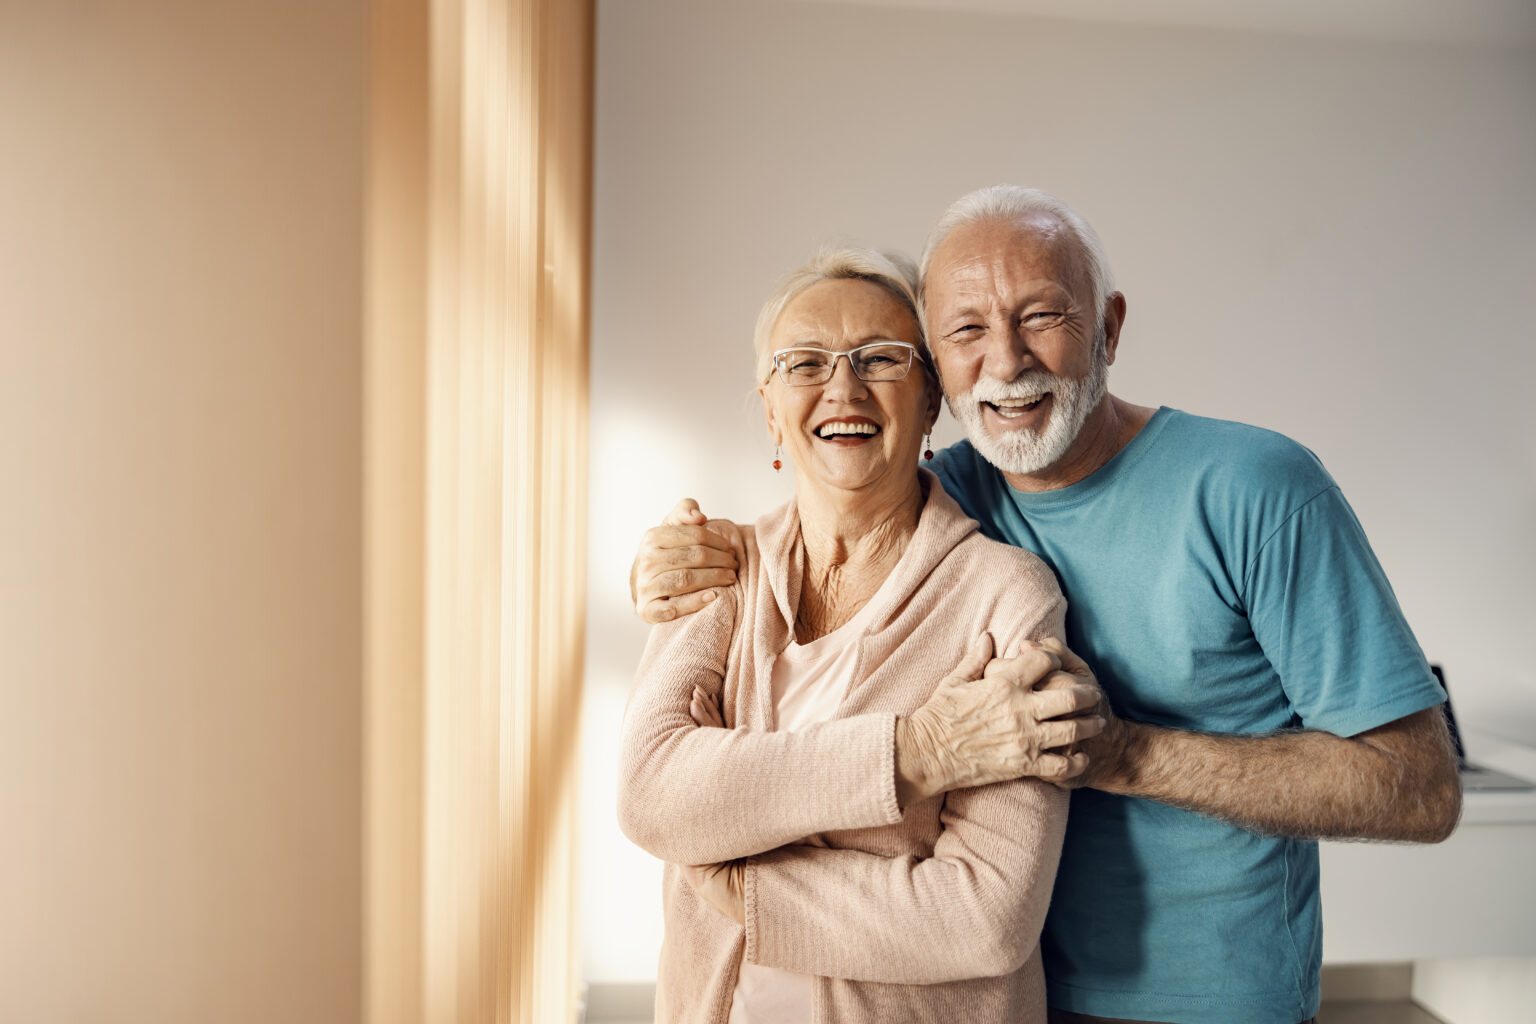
[
  {"xmin": 772, "ymin": 445, "xmax": 782, "ymax": 472},
  {"xmin": 923, "ymin": 434, "xmax": 934, "ymax": 461}
]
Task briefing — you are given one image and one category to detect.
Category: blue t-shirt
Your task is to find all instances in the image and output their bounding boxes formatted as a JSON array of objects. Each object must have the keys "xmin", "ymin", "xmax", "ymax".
[{"xmin": 931, "ymin": 408, "xmax": 1445, "ymax": 1024}]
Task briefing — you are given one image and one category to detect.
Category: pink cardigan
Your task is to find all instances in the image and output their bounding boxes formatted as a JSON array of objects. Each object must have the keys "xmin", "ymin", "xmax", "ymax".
[{"xmin": 618, "ymin": 472, "xmax": 1069, "ymax": 1023}]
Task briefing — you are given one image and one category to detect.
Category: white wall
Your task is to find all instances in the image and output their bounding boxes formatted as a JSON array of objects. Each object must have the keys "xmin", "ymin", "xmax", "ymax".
[{"xmin": 583, "ymin": 0, "xmax": 1536, "ymax": 983}]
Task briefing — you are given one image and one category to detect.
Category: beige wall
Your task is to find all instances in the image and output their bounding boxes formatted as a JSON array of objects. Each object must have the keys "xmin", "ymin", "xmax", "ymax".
[
  {"xmin": 584, "ymin": 0, "xmax": 1536, "ymax": 982},
  {"xmin": 1, "ymin": 3, "xmax": 366, "ymax": 1021}
]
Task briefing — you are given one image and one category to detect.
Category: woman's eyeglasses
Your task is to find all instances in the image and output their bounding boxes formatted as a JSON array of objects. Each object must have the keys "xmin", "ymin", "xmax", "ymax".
[{"xmin": 768, "ymin": 341, "xmax": 926, "ymax": 387}]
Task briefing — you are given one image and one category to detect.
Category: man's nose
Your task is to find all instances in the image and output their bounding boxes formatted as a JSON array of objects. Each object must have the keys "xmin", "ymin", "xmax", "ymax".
[{"xmin": 981, "ymin": 324, "xmax": 1033, "ymax": 381}]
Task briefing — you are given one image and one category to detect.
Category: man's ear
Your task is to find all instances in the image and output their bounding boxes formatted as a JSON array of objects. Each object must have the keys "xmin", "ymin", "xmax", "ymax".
[{"xmin": 1102, "ymin": 292, "xmax": 1128, "ymax": 365}]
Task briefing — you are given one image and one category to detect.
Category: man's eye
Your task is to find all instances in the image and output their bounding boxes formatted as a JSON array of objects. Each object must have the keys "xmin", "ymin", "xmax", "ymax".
[
  {"xmin": 1024, "ymin": 312, "xmax": 1065, "ymax": 327},
  {"xmin": 946, "ymin": 324, "xmax": 982, "ymax": 340}
]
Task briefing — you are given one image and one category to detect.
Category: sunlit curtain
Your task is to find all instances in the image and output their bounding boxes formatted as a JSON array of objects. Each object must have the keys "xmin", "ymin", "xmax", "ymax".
[{"xmin": 366, "ymin": 1, "xmax": 592, "ymax": 1022}]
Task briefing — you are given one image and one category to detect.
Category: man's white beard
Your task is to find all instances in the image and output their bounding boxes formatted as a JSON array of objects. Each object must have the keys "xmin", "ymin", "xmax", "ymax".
[{"xmin": 946, "ymin": 332, "xmax": 1109, "ymax": 477}]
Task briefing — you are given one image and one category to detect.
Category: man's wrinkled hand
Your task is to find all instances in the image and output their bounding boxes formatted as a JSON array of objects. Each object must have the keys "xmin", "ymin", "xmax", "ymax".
[
  {"xmin": 630, "ymin": 498, "xmax": 743, "ymax": 624},
  {"xmin": 896, "ymin": 635, "xmax": 1107, "ymax": 805},
  {"xmin": 682, "ymin": 860, "xmax": 746, "ymax": 925},
  {"xmin": 1033, "ymin": 637, "xmax": 1134, "ymax": 791}
]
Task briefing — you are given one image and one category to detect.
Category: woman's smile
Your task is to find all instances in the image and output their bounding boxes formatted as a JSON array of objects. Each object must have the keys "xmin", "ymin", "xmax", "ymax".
[{"xmin": 812, "ymin": 416, "xmax": 882, "ymax": 445}]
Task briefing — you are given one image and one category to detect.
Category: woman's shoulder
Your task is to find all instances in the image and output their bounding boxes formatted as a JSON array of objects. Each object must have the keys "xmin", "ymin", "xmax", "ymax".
[
  {"xmin": 949, "ymin": 530, "xmax": 1062, "ymax": 599},
  {"xmin": 923, "ymin": 476, "xmax": 1053, "ymax": 584},
  {"xmin": 956, "ymin": 535, "xmax": 1068, "ymax": 651}
]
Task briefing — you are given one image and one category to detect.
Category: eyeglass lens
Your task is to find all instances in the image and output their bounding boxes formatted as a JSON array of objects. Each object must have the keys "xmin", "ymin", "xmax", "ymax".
[{"xmin": 775, "ymin": 343, "xmax": 914, "ymax": 385}]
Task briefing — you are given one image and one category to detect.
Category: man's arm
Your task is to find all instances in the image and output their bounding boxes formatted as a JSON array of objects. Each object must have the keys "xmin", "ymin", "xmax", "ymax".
[
  {"xmin": 1059, "ymin": 645, "xmax": 1462, "ymax": 842},
  {"xmin": 1075, "ymin": 473, "xmax": 1463, "ymax": 844}
]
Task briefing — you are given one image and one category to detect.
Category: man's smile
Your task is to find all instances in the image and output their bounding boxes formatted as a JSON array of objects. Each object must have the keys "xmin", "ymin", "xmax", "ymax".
[
  {"xmin": 985, "ymin": 394, "xmax": 1049, "ymax": 419},
  {"xmin": 981, "ymin": 393, "xmax": 1053, "ymax": 433}
]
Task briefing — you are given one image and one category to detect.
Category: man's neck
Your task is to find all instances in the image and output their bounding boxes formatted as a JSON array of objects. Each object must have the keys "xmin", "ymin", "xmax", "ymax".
[{"xmin": 1000, "ymin": 394, "xmax": 1157, "ymax": 493}]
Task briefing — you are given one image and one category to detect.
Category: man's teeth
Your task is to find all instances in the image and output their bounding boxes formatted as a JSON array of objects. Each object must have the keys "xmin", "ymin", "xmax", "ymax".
[
  {"xmin": 989, "ymin": 395, "xmax": 1046, "ymax": 417},
  {"xmin": 815, "ymin": 422, "xmax": 880, "ymax": 439}
]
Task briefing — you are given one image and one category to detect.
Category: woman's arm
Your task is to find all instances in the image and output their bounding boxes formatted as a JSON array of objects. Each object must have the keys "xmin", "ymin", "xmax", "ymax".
[
  {"xmin": 727, "ymin": 569, "xmax": 1072, "ymax": 984},
  {"xmin": 739, "ymin": 775, "xmax": 1068, "ymax": 984},
  {"xmin": 617, "ymin": 591, "xmax": 904, "ymax": 865}
]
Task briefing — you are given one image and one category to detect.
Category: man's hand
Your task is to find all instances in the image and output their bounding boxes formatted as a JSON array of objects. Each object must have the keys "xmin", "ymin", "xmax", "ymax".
[
  {"xmin": 682, "ymin": 860, "xmax": 746, "ymax": 925},
  {"xmin": 895, "ymin": 636, "xmax": 1107, "ymax": 806},
  {"xmin": 1030, "ymin": 641, "xmax": 1462, "ymax": 841},
  {"xmin": 1032, "ymin": 637, "xmax": 1134, "ymax": 791},
  {"xmin": 630, "ymin": 499, "xmax": 743, "ymax": 624}
]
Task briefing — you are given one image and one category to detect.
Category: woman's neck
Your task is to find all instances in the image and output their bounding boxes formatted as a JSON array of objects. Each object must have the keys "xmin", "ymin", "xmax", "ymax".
[{"xmin": 792, "ymin": 474, "xmax": 925, "ymax": 643}]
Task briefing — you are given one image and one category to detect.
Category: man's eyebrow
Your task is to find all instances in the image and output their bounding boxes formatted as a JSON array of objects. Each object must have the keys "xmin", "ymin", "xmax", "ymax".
[{"xmin": 938, "ymin": 303, "xmax": 985, "ymax": 322}]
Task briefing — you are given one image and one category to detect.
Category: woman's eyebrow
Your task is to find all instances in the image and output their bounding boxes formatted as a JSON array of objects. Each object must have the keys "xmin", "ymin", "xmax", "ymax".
[{"xmin": 784, "ymin": 330, "xmax": 905, "ymax": 347}]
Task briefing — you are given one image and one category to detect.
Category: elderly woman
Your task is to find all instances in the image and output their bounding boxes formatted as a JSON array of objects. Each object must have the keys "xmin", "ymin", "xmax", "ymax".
[{"xmin": 617, "ymin": 247, "xmax": 1072, "ymax": 1023}]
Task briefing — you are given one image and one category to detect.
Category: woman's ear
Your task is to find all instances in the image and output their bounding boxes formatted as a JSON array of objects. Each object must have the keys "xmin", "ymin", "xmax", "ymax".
[{"xmin": 759, "ymin": 384, "xmax": 782, "ymax": 446}]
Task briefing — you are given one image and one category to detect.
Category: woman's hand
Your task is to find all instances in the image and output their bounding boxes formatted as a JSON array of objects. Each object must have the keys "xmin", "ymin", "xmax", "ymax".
[
  {"xmin": 690, "ymin": 686, "xmax": 725, "ymax": 728},
  {"xmin": 682, "ymin": 860, "xmax": 747, "ymax": 925},
  {"xmin": 895, "ymin": 635, "xmax": 1106, "ymax": 805}
]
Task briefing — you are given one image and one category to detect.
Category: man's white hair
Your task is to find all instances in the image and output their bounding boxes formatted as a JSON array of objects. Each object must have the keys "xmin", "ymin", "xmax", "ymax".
[
  {"xmin": 918, "ymin": 185, "xmax": 1116, "ymax": 328},
  {"xmin": 752, "ymin": 245, "xmax": 926, "ymax": 384}
]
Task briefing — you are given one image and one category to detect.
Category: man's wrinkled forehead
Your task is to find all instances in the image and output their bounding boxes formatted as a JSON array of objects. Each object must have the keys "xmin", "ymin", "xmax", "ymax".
[{"xmin": 927, "ymin": 214, "xmax": 1091, "ymax": 307}]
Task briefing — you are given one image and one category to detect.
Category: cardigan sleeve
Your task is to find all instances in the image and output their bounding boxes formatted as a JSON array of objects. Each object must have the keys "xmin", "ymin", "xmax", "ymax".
[
  {"xmin": 616, "ymin": 588, "xmax": 904, "ymax": 866},
  {"xmin": 743, "ymin": 776, "xmax": 1068, "ymax": 983},
  {"xmin": 743, "ymin": 556, "xmax": 1070, "ymax": 982}
]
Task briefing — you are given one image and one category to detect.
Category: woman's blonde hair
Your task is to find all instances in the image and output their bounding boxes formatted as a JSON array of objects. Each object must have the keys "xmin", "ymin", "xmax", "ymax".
[{"xmin": 752, "ymin": 246, "xmax": 926, "ymax": 385}]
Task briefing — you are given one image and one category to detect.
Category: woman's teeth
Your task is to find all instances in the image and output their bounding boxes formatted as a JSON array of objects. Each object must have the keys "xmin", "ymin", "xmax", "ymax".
[
  {"xmin": 815, "ymin": 422, "xmax": 880, "ymax": 439},
  {"xmin": 988, "ymin": 395, "xmax": 1046, "ymax": 418}
]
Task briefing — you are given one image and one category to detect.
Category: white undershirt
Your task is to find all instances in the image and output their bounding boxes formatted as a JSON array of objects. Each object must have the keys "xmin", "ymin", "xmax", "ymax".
[{"xmin": 728, "ymin": 595, "xmax": 886, "ymax": 1024}]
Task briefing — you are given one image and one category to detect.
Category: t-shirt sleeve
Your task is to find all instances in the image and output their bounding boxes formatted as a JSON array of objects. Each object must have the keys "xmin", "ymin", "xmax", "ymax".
[{"xmin": 1244, "ymin": 485, "xmax": 1445, "ymax": 738}]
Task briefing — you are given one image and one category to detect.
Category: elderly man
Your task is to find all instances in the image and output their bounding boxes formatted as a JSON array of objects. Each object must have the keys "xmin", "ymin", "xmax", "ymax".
[{"xmin": 630, "ymin": 185, "xmax": 1460, "ymax": 1024}]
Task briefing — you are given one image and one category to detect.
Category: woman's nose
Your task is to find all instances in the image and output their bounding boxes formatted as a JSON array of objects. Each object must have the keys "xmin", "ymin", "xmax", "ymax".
[{"xmin": 822, "ymin": 354, "xmax": 870, "ymax": 400}]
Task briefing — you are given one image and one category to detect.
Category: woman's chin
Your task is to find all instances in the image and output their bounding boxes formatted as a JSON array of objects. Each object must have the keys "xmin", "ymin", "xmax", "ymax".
[{"xmin": 795, "ymin": 451, "xmax": 920, "ymax": 497}]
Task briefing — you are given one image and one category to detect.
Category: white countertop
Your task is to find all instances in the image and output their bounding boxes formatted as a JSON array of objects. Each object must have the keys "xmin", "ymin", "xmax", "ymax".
[
  {"xmin": 1457, "ymin": 729, "xmax": 1536, "ymax": 825},
  {"xmin": 1320, "ymin": 729, "xmax": 1536, "ymax": 962}
]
